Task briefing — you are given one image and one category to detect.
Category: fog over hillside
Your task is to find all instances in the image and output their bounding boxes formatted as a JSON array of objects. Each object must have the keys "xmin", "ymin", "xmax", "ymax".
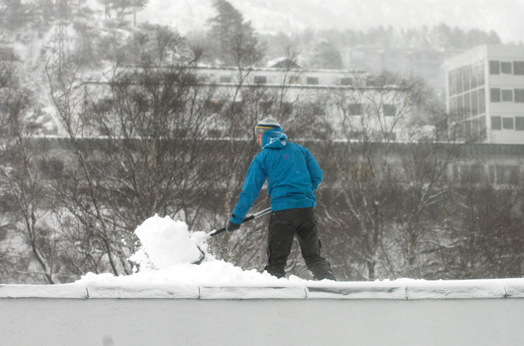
[{"xmin": 136, "ymin": 0, "xmax": 524, "ymax": 44}]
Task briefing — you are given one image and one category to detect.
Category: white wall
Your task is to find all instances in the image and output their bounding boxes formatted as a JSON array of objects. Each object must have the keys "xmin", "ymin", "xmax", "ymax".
[
  {"xmin": 1, "ymin": 280, "xmax": 524, "ymax": 346},
  {"xmin": 1, "ymin": 297, "xmax": 524, "ymax": 346}
]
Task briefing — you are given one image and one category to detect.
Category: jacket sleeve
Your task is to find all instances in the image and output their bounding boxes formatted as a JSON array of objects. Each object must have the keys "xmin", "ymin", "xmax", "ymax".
[
  {"xmin": 305, "ymin": 149, "xmax": 323, "ymax": 191},
  {"xmin": 230, "ymin": 156, "xmax": 267, "ymax": 224}
]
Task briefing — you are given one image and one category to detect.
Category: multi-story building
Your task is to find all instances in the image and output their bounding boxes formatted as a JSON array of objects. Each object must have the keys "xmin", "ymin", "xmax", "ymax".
[
  {"xmin": 444, "ymin": 45, "xmax": 524, "ymax": 144},
  {"xmin": 193, "ymin": 63, "xmax": 414, "ymax": 141},
  {"xmin": 87, "ymin": 61, "xmax": 419, "ymax": 142}
]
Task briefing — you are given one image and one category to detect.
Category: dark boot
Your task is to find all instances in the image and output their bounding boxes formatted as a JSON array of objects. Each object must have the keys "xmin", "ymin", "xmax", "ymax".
[
  {"xmin": 263, "ymin": 267, "xmax": 286, "ymax": 279},
  {"xmin": 309, "ymin": 263, "xmax": 337, "ymax": 281}
]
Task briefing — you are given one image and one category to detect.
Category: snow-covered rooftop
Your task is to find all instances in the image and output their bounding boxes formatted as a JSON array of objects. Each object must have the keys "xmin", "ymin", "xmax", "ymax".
[
  {"xmin": 2, "ymin": 214, "xmax": 523, "ymax": 300},
  {"xmin": 0, "ymin": 216, "xmax": 524, "ymax": 300}
]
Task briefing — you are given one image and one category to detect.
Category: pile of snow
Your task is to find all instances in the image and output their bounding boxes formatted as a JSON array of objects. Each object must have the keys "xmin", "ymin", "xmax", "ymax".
[
  {"xmin": 130, "ymin": 215, "xmax": 204, "ymax": 268},
  {"xmin": 78, "ymin": 215, "xmax": 285, "ymax": 286}
]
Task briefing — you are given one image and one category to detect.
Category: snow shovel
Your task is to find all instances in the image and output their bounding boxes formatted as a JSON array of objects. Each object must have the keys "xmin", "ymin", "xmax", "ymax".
[{"xmin": 192, "ymin": 207, "xmax": 272, "ymax": 264}]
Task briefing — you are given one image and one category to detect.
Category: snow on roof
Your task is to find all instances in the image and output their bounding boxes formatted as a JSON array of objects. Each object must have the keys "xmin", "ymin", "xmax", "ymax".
[{"xmin": 2, "ymin": 214, "xmax": 523, "ymax": 300}]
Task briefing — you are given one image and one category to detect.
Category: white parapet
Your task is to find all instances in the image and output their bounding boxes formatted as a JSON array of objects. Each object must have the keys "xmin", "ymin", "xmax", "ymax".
[{"xmin": 1, "ymin": 279, "xmax": 524, "ymax": 346}]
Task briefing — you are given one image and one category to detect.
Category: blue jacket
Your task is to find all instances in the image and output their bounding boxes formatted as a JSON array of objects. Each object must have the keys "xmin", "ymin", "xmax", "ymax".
[{"xmin": 230, "ymin": 128, "xmax": 323, "ymax": 224}]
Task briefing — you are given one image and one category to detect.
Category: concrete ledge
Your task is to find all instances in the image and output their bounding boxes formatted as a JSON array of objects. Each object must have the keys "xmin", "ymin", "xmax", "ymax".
[
  {"xmin": 503, "ymin": 281, "xmax": 524, "ymax": 298},
  {"xmin": 306, "ymin": 282, "xmax": 407, "ymax": 299},
  {"xmin": 0, "ymin": 283, "xmax": 88, "ymax": 299},
  {"xmin": 2, "ymin": 279, "xmax": 524, "ymax": 300},
  {"xmin": 200, "ymin": 286, "xmax": 307, "ymax": 299},
  {"xmin": 85, "ymin": 283, "xmax": 200, "ymax": 299},
  {"xmin": 405, "ymin": 280, "xmax": 508, "ymax": 299}
]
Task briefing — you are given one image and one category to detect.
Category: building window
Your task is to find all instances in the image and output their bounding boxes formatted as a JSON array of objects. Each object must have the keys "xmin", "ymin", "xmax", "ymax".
[
  {"xmin": 456, "ymin": 95, "xmax": 463, "ymax": 112},
  {"xmin": 259, "ymin": 101, "xmax": 272, "ymax": 114},
  {"xmin": 489, "ymin": 60, "xmax": 500, "ymax": 74},
  {"xmin": 383, "ymin": 104, "xmax": 396, "ymax": 117},
  {"xmin": 351, "ymin": 51, "xmax": 365, "ymax": 59},
  {"xmin": 288, "ymin": 76, "xmax": 300, "ymax": 84},
  {"xmin": 340, "ymin": 77, "xmax": 353, "ymax": 85},
  {"xmin": 478, "ymin": 61, "xmax": 485, "ymax": 86},
  {"xmin": 349, "ymin": 164, "xmax": 372, "ymax": 182},
  {"xmin": 478, "ymin": 88, "xmax": 486, "ymax": 114},
  {"xmin": 472, "ymin": 118, "xmax": 479, "ymax": 136},
  {"xmin": 502, "ymin": 89, "xmax": 513, "ymax": 102},
  {"xmin": 479, "ymin": 116, "xmax": 487, "ymax": 139},
  {"xmin": 514, "ymin": 89, "xmax": 524, "ymax": 103},
  {"xmin": 384, "ymin": 132, "xmax": 397, "ymax": 141},
  {"xmin": 464, "ymin": 120, "xmax": 471, "ymax": 137},
  {"xmin": 231, "ymin": 101, "xmax": 243, "ymax": 113},
  {"xmin": 456, "ymin": 69, "xmax": 463, "ymax": 94},
  {"xmin": 514, "ymin": 61, "xmax": 524, "ymax": 75},
  {"xmin": 471, "ymin": 64, "xmax": 479, "ymax": 89},
  {"xmin": 349, "ymin": 131, "xmax": 363, "ymax": 140},
  {"xmin": 463, "ymin": 66, "xmax": 470, "ymax": 91},
  {"xmin": 456, "ymin": 164, "xmax": 483, "ymax": 182},
  {"xmin": 219, "ymin": 75, "xmax": 232, "ymax": 83},
  {"xmin": 494, "ymin": 166, "xmax": 519, "ymax": 184},
  {"xmin": 96, "ymin": 98, "xmax": 112, "ymax": 113},
  {"xmin": 503, "ymin": 117, "xmax": 514, "ymax": 130},
  {"xmin": 491, "ymin": 116, "xmax": 501, "ymax": 130},
  {"xmin": 254, "ymin": 76, "xmax": 267, "ymax": 84},
  {"xmin": 471, "ymin": 65, "xmax": 478, "ymax": 89},
  {"xmin": 348, "ymin": 103, "xmax": 362, "ymax": 116},
  {"xmin": 490, "ymin": 88, "xmax": 501, "ymax": 102},
  {"xmin": 501, "ymin": 62, "xmax": 513, "ymax": 74},
  {"xmin": 471, "ymin": 90, "xmax": 478, "ymax": 115},
  {"xmin": 463, "ymin": 92, "xmax": 471, "ymax": 117},
  {"xmin": 205, "ymin": 100, "xmax": 224, "ymax": 113},
  {"xmin": 281, "ymin": 102, "xmax": 293, "ymax": 116},
  {"xmin": 307, "ymin": 77, "xmax": 319, "ymax": 85},
  {"xmin": 516, "ymin": 117, "xmax": 524, "ymax": 131}
]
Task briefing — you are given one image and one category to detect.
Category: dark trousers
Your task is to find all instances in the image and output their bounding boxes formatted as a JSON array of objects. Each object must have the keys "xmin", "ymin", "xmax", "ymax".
[{"xmin": 264, "ymin": 207, "xmax": 335, "ymax": 280}]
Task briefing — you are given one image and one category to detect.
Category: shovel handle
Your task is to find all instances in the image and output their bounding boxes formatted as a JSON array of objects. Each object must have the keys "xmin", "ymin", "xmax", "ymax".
[{"xmin": 209, "ymin": 208, "xmax": 271, "ymax": 237}]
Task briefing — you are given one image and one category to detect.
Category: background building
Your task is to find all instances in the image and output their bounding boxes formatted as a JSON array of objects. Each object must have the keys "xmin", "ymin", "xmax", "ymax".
[{"xmin": 445, "ymin": 45, "xmax": 524, "ymax": 144}]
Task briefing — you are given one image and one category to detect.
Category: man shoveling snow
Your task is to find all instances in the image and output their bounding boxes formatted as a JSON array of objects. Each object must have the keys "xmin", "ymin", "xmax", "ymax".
[
  {"xmin": 225, "ymin": 118, "xmax": 336, "ymax": 281},
  {"xmin": 131, "ymin": 117, "xmax": 335, "ymax": 281}
]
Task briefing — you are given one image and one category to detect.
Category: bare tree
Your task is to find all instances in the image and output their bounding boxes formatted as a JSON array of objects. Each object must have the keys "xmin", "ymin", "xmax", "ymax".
[
  {"xmin": 316, "ymin": 72, "xmax": 464, "ymax": 280},
  {"xmin": 0, "ymin": 62, "xmax": 62, "ymax": 283},
  {"xmin": 438, "ymin": 179, "xmax": 524, "ymax": 279}
]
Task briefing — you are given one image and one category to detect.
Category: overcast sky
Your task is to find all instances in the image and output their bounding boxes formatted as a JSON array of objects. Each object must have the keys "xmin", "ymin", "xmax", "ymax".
[{"xmin": 137, "ymin": 0, "xmax": 524, "ymax": 44}]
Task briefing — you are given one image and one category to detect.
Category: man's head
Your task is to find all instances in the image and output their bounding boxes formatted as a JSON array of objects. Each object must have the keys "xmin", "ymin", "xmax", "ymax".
[{"xmin": 255, "ymin": 117, "xmax": 281, "ymax": 147}]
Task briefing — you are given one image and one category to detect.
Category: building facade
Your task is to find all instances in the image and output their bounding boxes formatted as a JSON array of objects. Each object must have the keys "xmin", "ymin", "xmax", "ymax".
[
  {"xmin": 193, "ymin": 65, "xmax": 414, "ymax": 142},
  {"xmin": 445, "ymin": 45, "xmax": 524, "ymax": 144}
]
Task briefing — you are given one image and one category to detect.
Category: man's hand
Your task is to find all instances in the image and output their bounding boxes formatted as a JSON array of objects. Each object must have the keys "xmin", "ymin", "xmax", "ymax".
[{"xmin": 226, "ymin": 220, "xmax": 241, "ymax": 233}]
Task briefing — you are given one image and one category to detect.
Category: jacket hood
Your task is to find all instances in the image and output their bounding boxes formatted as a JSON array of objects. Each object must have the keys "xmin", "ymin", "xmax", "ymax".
[{"xmin": 262, "ymin": 127, "xmax": 287, "ymax": 149}]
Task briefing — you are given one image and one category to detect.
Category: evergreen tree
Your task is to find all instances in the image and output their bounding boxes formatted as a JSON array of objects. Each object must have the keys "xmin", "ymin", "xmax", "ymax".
[
  {"xmin": 206, "ymin": 0, "xmax": 264, "ymax": 67},
  {"xmin": 308, "ymin": 40, "xmax": 344, "ymax": 69}
]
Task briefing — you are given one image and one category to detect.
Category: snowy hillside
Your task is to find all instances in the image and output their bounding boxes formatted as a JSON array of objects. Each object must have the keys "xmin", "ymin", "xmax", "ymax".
[{"xmin": 136, "ymin": 0, "xmax": 524, "ymax": 43}]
